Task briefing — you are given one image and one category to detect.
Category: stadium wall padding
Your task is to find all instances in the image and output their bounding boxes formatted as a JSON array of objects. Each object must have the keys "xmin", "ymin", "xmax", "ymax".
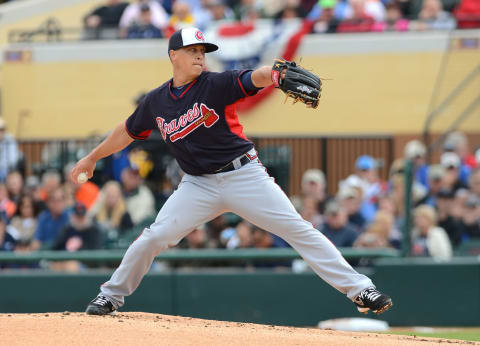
[{"xmin": 0, "ymin": 260, "xmax": 478, "ymax": 326}]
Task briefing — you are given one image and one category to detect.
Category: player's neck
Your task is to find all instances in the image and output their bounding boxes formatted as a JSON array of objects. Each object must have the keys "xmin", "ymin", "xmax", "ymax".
[{"xmin": 172, "ymin": 71, "xmax": 198, "ymax": 88}]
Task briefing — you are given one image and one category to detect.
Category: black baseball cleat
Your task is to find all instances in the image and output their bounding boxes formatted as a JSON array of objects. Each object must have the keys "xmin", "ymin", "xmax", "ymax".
[
  {"xmin": 85, "ymin": 295, "xmax": 116, "ymax": 315},
  {"xmin": 354, "ymin": 287, "xmax": 392, "ymax": 315}
]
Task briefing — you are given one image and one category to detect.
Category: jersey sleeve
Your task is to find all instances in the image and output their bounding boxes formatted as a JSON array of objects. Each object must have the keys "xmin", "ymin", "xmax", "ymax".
[
  {"xmin": 210, "ymin": 70, "xmax": 263, "ymax": 104},
  {"xmin": 125, "ymin": 93, "xmax": 157, "ymax": 140}
]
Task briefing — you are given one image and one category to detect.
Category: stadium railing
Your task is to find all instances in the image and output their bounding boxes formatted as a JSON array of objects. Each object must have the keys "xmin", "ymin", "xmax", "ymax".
[{"xmin": 0, "ymin": 247, "xmax": 401, "ymax": 264}]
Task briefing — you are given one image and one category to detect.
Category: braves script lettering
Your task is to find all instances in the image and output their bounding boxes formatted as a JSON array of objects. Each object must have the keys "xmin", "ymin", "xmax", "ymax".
[{"xmin": 156, "ymin": 103, "xmax": 220, "ymax": 142}]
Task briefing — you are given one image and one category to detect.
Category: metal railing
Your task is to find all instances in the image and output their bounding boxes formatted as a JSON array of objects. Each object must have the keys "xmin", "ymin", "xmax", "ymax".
[{"xmin": 0, "ymin": 248, "xmax": 401, "ymax": 263}]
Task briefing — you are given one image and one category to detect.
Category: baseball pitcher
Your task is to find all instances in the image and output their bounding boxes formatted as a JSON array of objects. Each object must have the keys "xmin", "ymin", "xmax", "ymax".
[{"xmin": 71, "ymin": 28, "xmax": 392, "ymax": 316}]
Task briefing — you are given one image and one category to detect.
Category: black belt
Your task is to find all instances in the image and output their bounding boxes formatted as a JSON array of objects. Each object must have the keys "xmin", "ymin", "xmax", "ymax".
[{"xmin": 215, "ymin": 154, "xmax": 252, "ymax": 174}]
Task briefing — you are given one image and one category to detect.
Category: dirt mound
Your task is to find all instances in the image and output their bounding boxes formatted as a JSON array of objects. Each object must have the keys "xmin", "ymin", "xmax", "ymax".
[{"xmin": 0, "ymin": 312, "xmax": 477, "ymax": 345}]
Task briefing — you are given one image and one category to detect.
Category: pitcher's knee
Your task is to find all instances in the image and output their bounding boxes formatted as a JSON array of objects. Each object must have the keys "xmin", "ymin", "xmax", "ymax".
[
  {"xmin": 270, "ymin": 218, "xmax": 315, "ymax": 237},
  {"xmin": 146, "ymin": 223, "xmax": 184, "ymax": 249}
]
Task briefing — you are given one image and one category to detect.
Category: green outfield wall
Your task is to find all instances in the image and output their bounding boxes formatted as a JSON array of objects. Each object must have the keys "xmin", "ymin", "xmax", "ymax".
[{"xmin": 0, "ymin": 258, "xmax": 478, "ymax": 327}]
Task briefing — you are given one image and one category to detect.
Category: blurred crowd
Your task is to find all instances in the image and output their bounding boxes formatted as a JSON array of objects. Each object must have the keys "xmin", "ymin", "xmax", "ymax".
[
  {"xmin": 78, "ymin": 0, "xmax": 479, "ymax": 40},
  {"xmin": 0, "ymin": 111, "xmax": 479, "ymax": 269},
  {"xmin": 2, "ymin": 0, "xmax": 478, "ymax": 36},
  {"xmin": 0, "ymin": 114, "xmax": 479, "ymax": 264},
  {"xmin": 293, "ymin": 132, "xmax": 480, "ymax": 262}
]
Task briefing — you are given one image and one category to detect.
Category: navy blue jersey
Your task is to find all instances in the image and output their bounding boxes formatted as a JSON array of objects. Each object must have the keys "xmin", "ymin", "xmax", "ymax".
[{"xmin": 125, "ymin": 70, "xmax": 261, "ymax": 175}]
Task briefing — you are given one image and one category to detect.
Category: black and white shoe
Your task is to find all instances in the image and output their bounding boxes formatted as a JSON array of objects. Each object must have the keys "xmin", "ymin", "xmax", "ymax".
[
  {"xmin": 354, "ymin": 287, "xmax": 392, "ymax": 315},
  {"xmin": 85, "ymin": 295, "xmax": 116, "ymax": 315}
]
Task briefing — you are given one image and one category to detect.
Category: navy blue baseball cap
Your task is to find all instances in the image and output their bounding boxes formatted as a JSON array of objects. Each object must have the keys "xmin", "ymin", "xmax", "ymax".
[{"xmin": 168, "ymin": 27, "xmax": 218, "ymax": 53}]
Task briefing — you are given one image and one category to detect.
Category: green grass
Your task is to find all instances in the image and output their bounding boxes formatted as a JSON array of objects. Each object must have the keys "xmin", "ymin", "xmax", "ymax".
[{"xmin": 386, "ymin": 328, "xmax": 480, "ymax": 342}]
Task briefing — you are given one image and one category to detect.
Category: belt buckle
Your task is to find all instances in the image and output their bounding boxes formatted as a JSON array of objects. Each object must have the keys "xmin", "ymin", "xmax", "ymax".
[{"xmin": 232, "ymin": 157, "xmax": 242, "ymax": 170}]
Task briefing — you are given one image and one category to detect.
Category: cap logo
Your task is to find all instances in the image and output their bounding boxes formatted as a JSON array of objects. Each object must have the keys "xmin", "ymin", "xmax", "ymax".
[{"xmin": 195, "ymin": 30, "xmax": 205, "ymax": 42}]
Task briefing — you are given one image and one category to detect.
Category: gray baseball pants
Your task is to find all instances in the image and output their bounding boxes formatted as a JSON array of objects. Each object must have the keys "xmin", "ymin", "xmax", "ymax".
[{"xmin": 100, "ymin": 158, "xmax": 373, "ymax": 308}]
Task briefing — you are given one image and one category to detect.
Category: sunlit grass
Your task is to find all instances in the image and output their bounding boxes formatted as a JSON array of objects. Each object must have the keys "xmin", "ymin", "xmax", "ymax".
[{"xmin": 385, "ymin": 328, "xmax": 480, "ymax": 342}]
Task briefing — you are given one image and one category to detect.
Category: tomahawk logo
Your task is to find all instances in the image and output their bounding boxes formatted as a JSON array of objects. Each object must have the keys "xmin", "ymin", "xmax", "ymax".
[
  {"xmin": 156, "ymin": 103, "xmax": 219, "ymax": 142},
  {"xmin": 297, "ymin": 85, "xmax": 312, "ymax": 94}
]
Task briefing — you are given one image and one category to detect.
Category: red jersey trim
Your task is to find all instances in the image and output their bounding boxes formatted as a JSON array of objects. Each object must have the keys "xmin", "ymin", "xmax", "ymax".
[
  {"xmin": 180, "ymin": 79, "xmax": 197, "ymax": 98},
  {"xmin": 237, "ymin": 74, "xmax": 256, "ymax": 98},
  {"xmin": 168, "ymin": 79, "xmax": 197, "ymax": 100},
  {"xmin": 168, "ymin": 82, "xmax": 178, "ymax": 100},
  {"xmin": 224, "ymin": 102, "xmax": 248, "ymax": 141},
  {"xmin": 124, "ymin": 121, "xmax": 151, "ymax": 140}
]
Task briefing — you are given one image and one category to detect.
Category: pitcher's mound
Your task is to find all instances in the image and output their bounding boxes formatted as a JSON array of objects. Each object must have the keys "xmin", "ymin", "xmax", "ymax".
[{"xmin": 0, "ymin": 312, "xmax": 476, "ymax": 345}]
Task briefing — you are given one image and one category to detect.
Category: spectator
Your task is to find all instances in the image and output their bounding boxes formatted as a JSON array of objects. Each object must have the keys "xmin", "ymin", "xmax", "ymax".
[
  {"xmin": 169, "ymin": 1, "xmax": 195, "ymax": 31},
  {"xmin": 191, "ymin": 0, "xmax": 213, "ymax": 29},
  {"xmin": 62, "ymin": 180, "xmax": 77, "ymax": 211},
  {"xmin": 0, "ymin": 183, "xmax": 16, "ymax": 219},
  {"xmin": 354, "ymin": 0, "xmax": 386, "ymax": 22},
  {"xmin": 470, "ymin": 168, "xmax": 480, "ymax": 199},
  {"xmin": 411, "ymin": 205, "xmax": 452, "ymax": 260},
  {"xmin": 436, "ymin": 188, "xmax": 462, "ymax": 247},
  {"xmin": 354, "ymin": 210, "xmax": 393, "ymax": 248},
  {"xmin": 452, "ymin": 188, "xmax": 469, "ymax": 219},
  {"xmin": 0, "ymin": 218, "xmax": 16, "ymax": 252},
  {"xmin": 84, "ymin": 0, "xmax": 129, "ymax": 39},
  {"xmin": 337, "ymin": 186, "xmax": 366, "ymax": 233},
  {"xmin": 127, "ymin": 4, "xmax": 164, "ymax": 39},
  {"xmin": 31, "ymin": 188, "xmax": 70, "ymax": 251},
  {"xmin": 301, "ymin": 168, "xmax": 329, "ymax": 213},
  {"xmin": 390, "ymin": 174, "xmax": 405, "ymax": 218},
  {"xmin": 6, "ymin": 171, "xmax": 23, "ymax": 205},
  {"xmin": 458, "ymin": 195, "xmax": 480, "ymax": 239},
  {"xmin": 205, "ymin": 214, "xmax": 228, "ymax": 248},
  {"xmin": 226, "ymin": 220, "xmax": 253, "ymax": 249},
  {"xmin": 423, "ymin": 164, "xmax": 446, "ymax": 207},
  {"xmin": 337, "ymin": 0, "xmax": 381, "ymax": 33},
  {"xmin": 120, "ymin": 0, "xmax": 169, "ymax": 37},
  {"xmin": 414, "ymin": 0, "xmax": 456, "ymax": 30},
  {"xmin": 251, "ymin": 226, "xmax": 290, "ymax": 267},
  {"xmin": 372, "ymin": 2, "xmax": 409, "ymax": 32},
  {"xmin": 9, "ymin": 195, "xmax": 39, "ymax": 248},
  {"xmin": 206, "ymin": 0, "xmax": 234, "ymax": 23},
  {"xmin": 388, "ymin": 158, "xmax": 405, "ymax": 179},
  {"xmin": 92, "ymin": 181, "xmax": 134, "ymax": 234},
  {"xmin": 311, "ymin": 0, "xmax": 340, "ymax": 34},
  {"xmin": 0, "ymin": 118, "xmax": 20, "ymax": 182},
  {"xmin": 300, "ymin": 196, "xmax": 323, "ymax": 229},
  {"xmin": 444, "ymin": 131, "xmax": 474, "ymax": 180},
  {"xmin": 276, "ymin": 0, "xmax": 306, "ymax": 20},
  {"xmin": 24, "ymin": 175, "xmax": 46, "ymax": 212},
  {"xmin": 39, "ymin": 170, "xmax": 62, "ymax": 202},
  {"xmin": 441, "ymin": 152, "xmax": 468, "ymax": 192},
  {"xmin": 341, "ymin": 155, "xmax": 384, "ymax": 223},
  {"xmin": 252, "ymin": 227, "xmax": 275, "ymax": 248},
  {"xmin": 181, "ymin": 225, "xmax": 209, "ymax": 249},
  {"xmin": 121, "ymin": 167, "xmax": 155, "ymax": 226},
  {"xmin": 52, "ymin": 202, "xmax": 102, "ymax": 251},
  {"xmin": 389, "ymin": 156, "xmax": 428, "ymax": 207},
  {"xmin": 308, "ymin": 0, "xmax": 352, "ymax": 21},
  {"xmin": 234, "ymin": 0, "xmax": 265, "ymax": 21},
  {"xmin": 319, "ymin": 201, "xmax": 358, "ymax": 247},
  {"xmin": 404, "ymin": 140, "xmax": 428, "ymax": 188},
  {"xmin": 454, "ymin": 0, "xmax": 480, "ymax": 29}
]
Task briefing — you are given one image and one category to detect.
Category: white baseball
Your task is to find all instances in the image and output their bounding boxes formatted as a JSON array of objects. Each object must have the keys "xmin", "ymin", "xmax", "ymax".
[{"xmin": 77, "ymin": 172, "xmax": 88, "ymax": 184}]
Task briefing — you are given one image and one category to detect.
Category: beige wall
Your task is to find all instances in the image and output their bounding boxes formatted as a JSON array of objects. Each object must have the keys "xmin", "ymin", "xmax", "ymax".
[
  {"xmin": 241, "ymin": 50, "xmax": 480, "ymax": 135},
  {"xmin": 3, "ymin": 59, "xmax": 172, "ymax": 138},
  {"xmin": 2, "ymin": 35, "xmax": 479, "ymax": 139}
]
